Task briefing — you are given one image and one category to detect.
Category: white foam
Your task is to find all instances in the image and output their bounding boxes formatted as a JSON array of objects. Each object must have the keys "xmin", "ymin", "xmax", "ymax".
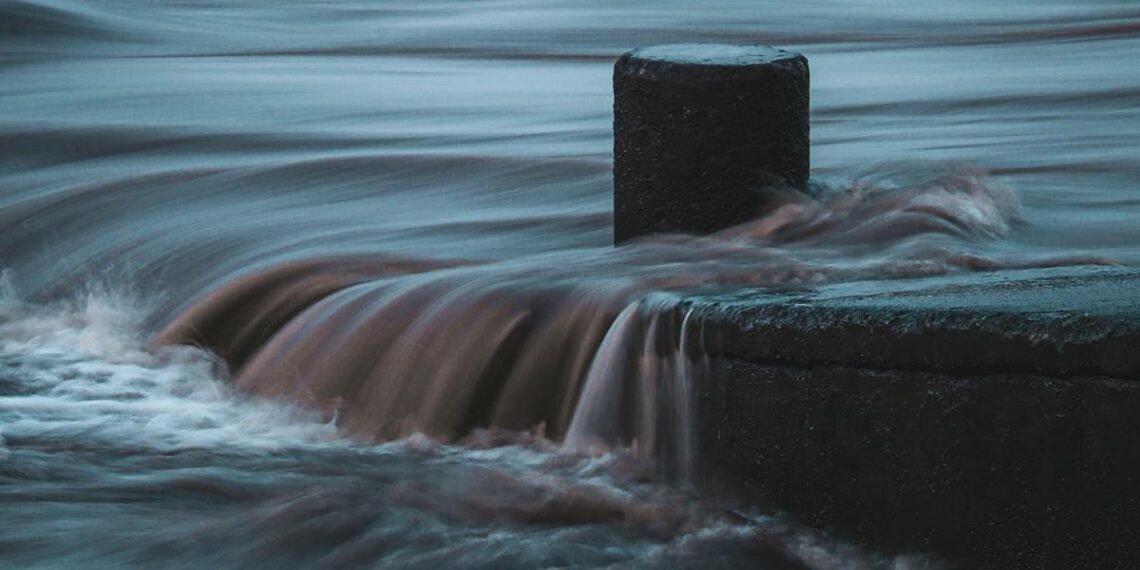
[{"xmin": 0, "ymin": 291, "xmax": 346, "ymax": 453}]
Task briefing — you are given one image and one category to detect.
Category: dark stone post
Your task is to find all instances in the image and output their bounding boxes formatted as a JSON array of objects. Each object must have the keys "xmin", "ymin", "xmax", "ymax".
[{"xmin": 613, "ymin": 44, "xmax": 810, "ymax": 244}]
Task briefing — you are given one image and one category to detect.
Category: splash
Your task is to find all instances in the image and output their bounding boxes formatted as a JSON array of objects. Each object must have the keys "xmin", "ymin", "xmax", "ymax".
[{"xmin": 0, "ymin": 288, "xmax": 343, "ymax": 453}]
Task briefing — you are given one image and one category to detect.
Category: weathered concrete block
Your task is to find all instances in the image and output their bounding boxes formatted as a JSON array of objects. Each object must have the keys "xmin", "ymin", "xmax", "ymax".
[
  {"xmin": 688, "ymin": 268, "xmax": 1140, "ymax": 569},
  {"xmin": 613, "ymin": 44, "xmax": 810, "ymax": 244}
]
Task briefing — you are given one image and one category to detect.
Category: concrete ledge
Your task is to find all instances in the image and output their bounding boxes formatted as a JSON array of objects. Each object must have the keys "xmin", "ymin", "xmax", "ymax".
[
  {"xmin": 689, "ymin": 268, "xmax": 1140, "ymax": 568},
  {"xmin": 698, "ymin": 268, "xmax": 1140, "ymax": 378}
]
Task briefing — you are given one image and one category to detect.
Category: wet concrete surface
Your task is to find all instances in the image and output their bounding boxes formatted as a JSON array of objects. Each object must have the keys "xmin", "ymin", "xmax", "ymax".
[
  {"xmin": 696, "ymin": 267, "xmax": 1140, "ymax": 378},
  {"xmin": 690, "ymin": 267, "xmax": 1140, "ymax": 569}
]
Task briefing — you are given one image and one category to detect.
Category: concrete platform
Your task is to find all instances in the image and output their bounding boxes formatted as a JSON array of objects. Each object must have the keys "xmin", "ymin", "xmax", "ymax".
[{"xmin": 688, "ymin": 267, "xmax": 1140, "ymax": 569}]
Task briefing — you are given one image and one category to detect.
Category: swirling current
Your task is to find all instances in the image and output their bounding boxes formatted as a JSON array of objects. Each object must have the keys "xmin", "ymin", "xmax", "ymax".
[{"xmin": 3, "ymin": 0, "xmax": 1139, "ymax": 568}]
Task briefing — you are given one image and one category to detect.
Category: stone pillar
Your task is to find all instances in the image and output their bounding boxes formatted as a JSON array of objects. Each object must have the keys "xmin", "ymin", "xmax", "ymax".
[{"xmin": 613, "ymin": 44, "xmax": 810, "ymax": 244}]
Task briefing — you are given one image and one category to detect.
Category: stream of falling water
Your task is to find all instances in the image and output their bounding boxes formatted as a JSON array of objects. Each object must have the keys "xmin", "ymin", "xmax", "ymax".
[{"xmin": 566, "ymin": 297, "xmax": 701, "ymax": 484}]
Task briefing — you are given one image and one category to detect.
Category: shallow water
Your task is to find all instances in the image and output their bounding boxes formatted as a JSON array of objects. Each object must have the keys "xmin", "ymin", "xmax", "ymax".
[{"xmin": 2, "ymin": 0, "xmax": 1138, "ymax": 567}]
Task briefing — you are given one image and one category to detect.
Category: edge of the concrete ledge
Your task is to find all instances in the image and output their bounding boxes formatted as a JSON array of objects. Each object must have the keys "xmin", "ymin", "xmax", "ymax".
[{"xmin": 688, "ymin": 267, "xmax": 1140, "ymax": 380}]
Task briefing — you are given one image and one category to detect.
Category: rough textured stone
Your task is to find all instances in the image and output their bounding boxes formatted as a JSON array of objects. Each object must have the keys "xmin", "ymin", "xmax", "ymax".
[
  {"xmin": 613, "ymin": 44, "xmax": 810, "ymax": 244},
  {"xmin": 687, "ymin": 268, "xmax": 1140, "ymax": 569},
  {"xmin": 696, "ymin": 268, "xmax": 1140, "ymax": 379}
]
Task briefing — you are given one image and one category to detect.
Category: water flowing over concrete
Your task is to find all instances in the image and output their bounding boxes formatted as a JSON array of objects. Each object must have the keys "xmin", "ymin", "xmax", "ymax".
[
  {"xmin": 4, "ymin": 0, "xmax": 1140, "ymax": 567},
  {"xmin": 150, "ymin": 164, "xmax": 1095, "ymax": 469}
]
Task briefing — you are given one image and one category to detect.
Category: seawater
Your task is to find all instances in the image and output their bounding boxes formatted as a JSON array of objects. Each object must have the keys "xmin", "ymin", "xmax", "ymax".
[{"xmin": 3, "ymin": 1, "xmax": 1138, "ymax": 567}]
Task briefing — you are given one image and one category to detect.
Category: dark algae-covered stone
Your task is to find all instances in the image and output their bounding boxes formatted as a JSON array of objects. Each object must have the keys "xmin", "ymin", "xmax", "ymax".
[{"xmin": 613, "ymin": 44, "xmax": 810, "ymax": 244}]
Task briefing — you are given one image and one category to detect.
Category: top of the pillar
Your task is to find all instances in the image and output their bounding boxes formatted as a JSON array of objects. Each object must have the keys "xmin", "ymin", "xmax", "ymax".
[{"xmin": 625, "ymin": 43, "xmax": 799, "ymax": 66}]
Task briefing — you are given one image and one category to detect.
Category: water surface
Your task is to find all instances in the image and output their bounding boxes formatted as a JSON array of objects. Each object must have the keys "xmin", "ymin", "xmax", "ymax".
[{"xmin": 3, "ymin": 1, "xmax": 1138, "ymax": 567}]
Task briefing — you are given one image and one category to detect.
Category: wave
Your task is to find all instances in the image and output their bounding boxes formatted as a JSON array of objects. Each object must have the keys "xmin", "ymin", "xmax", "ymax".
[{"xmin": 0, "ymin": 0, "xmax": 118, "ymax": 41}]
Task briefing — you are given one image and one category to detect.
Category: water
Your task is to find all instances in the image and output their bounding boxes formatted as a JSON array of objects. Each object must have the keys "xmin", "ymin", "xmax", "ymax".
[{"xmin": 3, "ymin": 0, "xmax": 1139, "ymax": 567}]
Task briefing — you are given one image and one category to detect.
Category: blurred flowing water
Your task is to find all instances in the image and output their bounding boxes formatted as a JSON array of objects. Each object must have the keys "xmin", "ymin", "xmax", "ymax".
[{"xmin": 2, "ymin": 0, "xmax": 1139, "ymax": 567}]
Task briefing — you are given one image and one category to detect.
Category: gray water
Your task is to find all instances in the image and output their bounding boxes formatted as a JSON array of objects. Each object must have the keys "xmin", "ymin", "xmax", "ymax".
[{"xmin": 3, "ymin": 0, "xmax": 1139, "ymax": 567}]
